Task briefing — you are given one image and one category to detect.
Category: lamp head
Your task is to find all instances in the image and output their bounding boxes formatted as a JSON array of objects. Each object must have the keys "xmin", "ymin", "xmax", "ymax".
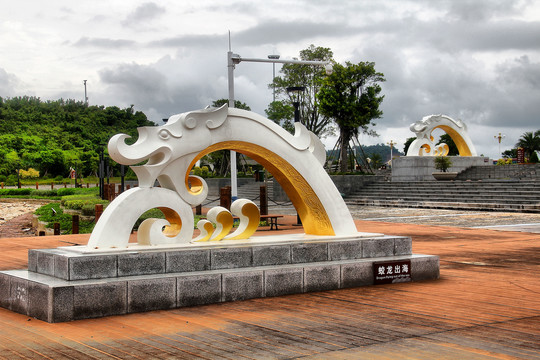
[
  {"xmin": 324, "ymin": 63, "xmax": 333, "ymax": 75},
  {"xmin": 286, "ymin": 86, "xmax": 306, "ymax": 103}
]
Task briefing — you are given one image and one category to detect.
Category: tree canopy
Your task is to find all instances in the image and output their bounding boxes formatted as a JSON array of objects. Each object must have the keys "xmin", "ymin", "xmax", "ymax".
[
  {"xmin": 267, "ymin": 45, "xmax": 334, "ymax": 137},
  {"xmin": 317, "ymin": 61, "xmax": 385, "ymax": 172},
  {"xmin": 212, "ymin": 99, "xmax": 251, "ymax": 110},
  {"xmin": 0, "ymin": 96, "xmax": 154, "ymax": 178},
  {"xmin": 515, "ymin": 130, "xmax": 540, "ymax": 159},
  {"xmin": 436, "ymin": 133, "xmax": 459, "ymax": 156}
]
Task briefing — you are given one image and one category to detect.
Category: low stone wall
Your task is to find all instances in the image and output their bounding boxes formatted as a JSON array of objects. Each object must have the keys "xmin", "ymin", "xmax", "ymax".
[
  {"xmin": 391, "ymin": 156, "xmax": 491, "ymax": 182},
  {"xmin": 272, "ymin": 175, "xmax": 386, "ymax": 202},
  {"xmin": 202, "ymin": 178, "xmax": 256, "ymax": 196},
  {"xmin": 456, "ymin": 163, "xmax": 540, "ymax": 180}
]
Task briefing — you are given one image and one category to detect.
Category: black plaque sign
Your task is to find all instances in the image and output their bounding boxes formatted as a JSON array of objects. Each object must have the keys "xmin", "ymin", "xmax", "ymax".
[{"xmin": 373, "ymin": 259, "xmax": 412, "ymax": 284}]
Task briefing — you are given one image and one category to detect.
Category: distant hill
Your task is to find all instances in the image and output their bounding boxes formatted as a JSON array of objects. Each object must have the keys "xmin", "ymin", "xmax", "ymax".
[
  {"xmin": 327, "ymin": 143, "xmax": 404, "ymax": 164},
  {"xmin": 0, "ymin": 96, "xmax": 155, "ymax": 178}
]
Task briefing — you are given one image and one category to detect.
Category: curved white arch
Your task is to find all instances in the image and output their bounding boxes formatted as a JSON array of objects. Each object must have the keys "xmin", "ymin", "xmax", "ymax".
[
  {"xmin": 406, "ymin": 114, "xmax": 477, "ymax": 156},
  {"xmin": 87, "ymin": 106, "xmax": 357, "ymax": 250}
]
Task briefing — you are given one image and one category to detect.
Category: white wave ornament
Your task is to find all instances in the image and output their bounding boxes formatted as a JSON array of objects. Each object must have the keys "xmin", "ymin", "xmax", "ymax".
[
  {"xmin": 406, "ymin": 114, "xmax": 477, "ymax": 157},
  {"xmin": 86, "ymin": 105, "xmax": 358, "ymax": 251}
]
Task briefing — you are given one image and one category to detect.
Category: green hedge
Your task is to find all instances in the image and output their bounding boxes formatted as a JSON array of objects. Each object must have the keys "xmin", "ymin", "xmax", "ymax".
[
  {"xmin": 34, "ymin": 203, "xmax": 95, "ymax": 234},
  {"xmin": 0, "ymin": 188, "xmax": 33, "ymax": 196}
]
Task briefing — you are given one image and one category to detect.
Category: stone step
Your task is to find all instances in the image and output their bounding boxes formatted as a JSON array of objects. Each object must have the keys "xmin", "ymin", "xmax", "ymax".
[
  {"xmin": 345, "ymin": 178, "xmax": 540, "ymax": 212},
  {"xmin": 0, "ymin": 252, "xmax": 439, "ymax": 323},
  {"xmin": 349, "ymin": 199, "xmax": 540, "ymax": 212},
  {"xmin": 352, "ymin": 189, "xmax": 540, "ymax": 196},
  {"xmin": 28, "ymin": 235, "xmax": 411, "ymax": 281},
  {"xmin": 348, "ymin": 196, "xmax": 540, "ymax": 205},
  {"xmin": 349, "ymin": 190, "xmax": 540, "ymax": 199}
]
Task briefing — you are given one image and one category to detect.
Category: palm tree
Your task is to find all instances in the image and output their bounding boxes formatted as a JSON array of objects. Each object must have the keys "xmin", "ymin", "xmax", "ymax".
[{"xmin": 515, "ymin": 131, "xmax": 540, "ymax": 159}]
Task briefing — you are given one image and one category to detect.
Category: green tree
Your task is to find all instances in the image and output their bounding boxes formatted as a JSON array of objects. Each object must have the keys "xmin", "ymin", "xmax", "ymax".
[
  {"xmin": 212, "ymin": 99, "xmax": 251, "ymax": 110},
  {"xmin": 502, "ymin": 148, "xmax": 517, "ymax": 159},
  {"xmin": 0, "ymin": 96, "xmax": 154, "ymax": 178},
  {"xmin": 268, "ymin": 45, "xmax": 334, "ymax": 137},
  {"xmin": 515, "ymin": 130, "xmax": 540, "ymax": 159},
  {"xmin": 436, "ymin": 133, "xmax": 459, "ymax": 156},
  {"xmin": 403, "ymin": 137, "xmax": 416, "ymax": 155},
  {"xmin": 368, "ymin": 152, "xmax": 383, "ymax": 169},
  {"xmin": 265, "ymin": 101, "xmax": 295, "ymax": 133},
  {"xmin": 317, "ymin": 61, "xmax": 385, "ymax": 172}
]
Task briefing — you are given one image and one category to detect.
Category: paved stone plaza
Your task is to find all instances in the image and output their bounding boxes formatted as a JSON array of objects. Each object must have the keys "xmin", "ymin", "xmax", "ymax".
[{"xmin": 0, "ymin": 208, "xmax": 538, "ymax": 358}]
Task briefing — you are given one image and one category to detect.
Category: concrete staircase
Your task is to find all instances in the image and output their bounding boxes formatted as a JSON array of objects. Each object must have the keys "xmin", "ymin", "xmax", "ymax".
[
  {"xmin": 345, "ymin": 180, "xmax": 540, "ymax": 212},
  {"xmin": 236, "ymin": 180, "xmax": 274, "ymax": 202},
  {"xmin": 456, "ymin": 164, "xmax": 540, "ymax": 181}
]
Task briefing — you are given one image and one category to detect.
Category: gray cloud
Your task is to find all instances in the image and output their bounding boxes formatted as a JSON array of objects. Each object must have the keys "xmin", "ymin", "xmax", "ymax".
[
  {"xmin": 445, "ymin": 0, "xmax": 529, "ymax": 21},
  {"xmin": 73, "ymin": 37, "xmax": 136, "ymax": 48},
  {"xmin": 122, "ymin": 2, "xmax": 166, "ymax": 27},
  {"xmin": 148, "ymin": 19, "xmax": 352, "ymax": 49},
  {"xmin": 148, "ymin": 34, "xmax": 225, "ymax": 49},
  {"xmin": 234, "ymin": 20, "xmax": 351, "ymax": 45},
  {"xmin": 99, "ymin": 62, "xmax": 169, "ymax": 107},
  {"xmin": 0, "ymin": 68, "xmax": 21, "ymax": 95},
  {"xmin": 3, "ymin": 0, "xmax": 538, "ymax": 159}
]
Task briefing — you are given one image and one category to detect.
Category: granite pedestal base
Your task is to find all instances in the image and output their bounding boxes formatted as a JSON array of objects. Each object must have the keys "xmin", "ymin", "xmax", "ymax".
[{"xmin": 0, "ymin": 234, "xmax": 439, "ymax": 323}]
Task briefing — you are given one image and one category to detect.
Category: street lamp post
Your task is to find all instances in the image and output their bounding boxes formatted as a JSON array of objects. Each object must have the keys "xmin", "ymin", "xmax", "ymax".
[
  {"xmin": 494, "ymin": 133, "xmax": 505, "ymax": 157},
  {"xmin": 98, "ymin": 145, "xmax": 105, "ymax": 199},
  {"xmin": 268, "ymin": 54, "xmax": 280, "ymax": 102},
  {"xmin": 286, "ymin": 86, "xmax": 306, "ymax": 123},
  {"xmin": 286, "ymin": 86, "xmax": 305, "ymax": 226},
  {"xmin": 387, "ymin": 140, "xmax": 396, "ymax": 168},
  {"xmin": 227, "ymin": 48, "xmax": 331, "ymax": 200}
]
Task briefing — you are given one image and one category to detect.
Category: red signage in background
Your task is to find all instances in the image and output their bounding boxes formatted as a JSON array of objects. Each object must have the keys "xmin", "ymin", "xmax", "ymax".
[{"xmin": 517, "ymin": 147, "xmax": 525, "ymax": 164}]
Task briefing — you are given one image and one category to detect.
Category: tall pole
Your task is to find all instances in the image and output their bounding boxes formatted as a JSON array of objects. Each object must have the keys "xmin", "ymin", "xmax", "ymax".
[
  {"xmin": 494, "ymin": 133, "xmax": 505, "ymax": 157},
  {"xmin": 387, "ymin": 140, "xmax": 396, "ymax": 168},
  {"xmin": 227, "ymin": 45, "xmax": 238, "ymax": 201},
  {"xmin": 99, "ymin": 147, "xmax": 104, "ymax": 199},
  {"xmin": 268, "ymin": 54, "xmax": 280, "ymax": 102},
  {"xmin": 83, "ymin": 80, "xmax": 88, "ymax": 105}
]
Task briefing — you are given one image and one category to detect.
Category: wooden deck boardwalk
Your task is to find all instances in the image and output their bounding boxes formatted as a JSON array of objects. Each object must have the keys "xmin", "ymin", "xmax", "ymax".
[{"xmin": 0, "ymin": 218, "xmax": 539, "ymax": 359}]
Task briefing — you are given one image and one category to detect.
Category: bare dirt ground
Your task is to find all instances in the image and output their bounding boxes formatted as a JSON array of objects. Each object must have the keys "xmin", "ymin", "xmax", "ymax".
[{"xmin": 0, "ymin": 200, "xmax": 49, "ymax": 238}]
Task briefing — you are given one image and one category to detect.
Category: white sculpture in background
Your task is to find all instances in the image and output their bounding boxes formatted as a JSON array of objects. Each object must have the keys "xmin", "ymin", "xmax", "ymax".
[
  {"xmin": 87, "ymin": 106, "xmax": 358, "ymax": 250},
  {"xmin": 406, "ymin": 114, "xmax": 477, "ymax": 157}
]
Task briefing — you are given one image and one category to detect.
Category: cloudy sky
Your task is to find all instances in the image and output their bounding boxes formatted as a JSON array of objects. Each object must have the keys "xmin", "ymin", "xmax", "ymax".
[{"xmin": 1, "ymin": 0, "xmax": 539, "ymax": 158}]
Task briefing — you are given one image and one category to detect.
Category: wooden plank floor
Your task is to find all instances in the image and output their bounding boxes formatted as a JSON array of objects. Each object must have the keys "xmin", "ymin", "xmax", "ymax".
[{"xmin": 0, "ymin": 219, "xmax": 539, "ymax": 359}]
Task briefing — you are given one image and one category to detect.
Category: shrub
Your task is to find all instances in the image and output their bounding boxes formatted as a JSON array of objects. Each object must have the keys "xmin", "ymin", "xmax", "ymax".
[
  {"xmin": 0, "ymin": 175, "xmax": 6, "ymax": 183},
  {"xmin": 20, "ymin": 168, "xmax": 40, "ymax": 179},
  {"xmin": 34, "ymin": 202, "xmax": 95, "ymax": 234},
  {"xmin": 496, "ymin": 158, "xmax": 512, "ymax": 165},
  {"xmin": 54, "ymin": 175, "xmax": 64, "ymax": 182},
  {"xmin": 434, "ymin": 156, "xmax": 452, "ymax": 172},
  {"xmin": 6, "ymin": 174, "xmax": 18, "ymax": 186},
  {"xmin": 0, "ymin": 188, "xmax": 32, "ymax": 196},
  {"xmin": 30, "ymin": 189, "xmax": 58, "ymax": 197},
  {"xmin": 192, "ymin": 166, "xmax": 211, "ymax": 178},
  {"xmin": 81, "ymin": 203, "xmax": 105, "ymax": 216},
  {"xmin": 57, "ymin": 188, "xmax": 76, "ymax": 196},
  {"xmin": 60, "ymin": 194, "xmax": 108, "ymax": 210}
]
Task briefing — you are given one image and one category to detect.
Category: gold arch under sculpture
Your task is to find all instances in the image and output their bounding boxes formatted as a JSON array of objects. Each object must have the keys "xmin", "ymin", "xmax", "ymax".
[
  {"xmin": 86, "ymin": 106, "xmax": 357, "ymax": 250},
  {"xmin": 406, "ymin": 114, "xmax": 477, "ymax": 157}
]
